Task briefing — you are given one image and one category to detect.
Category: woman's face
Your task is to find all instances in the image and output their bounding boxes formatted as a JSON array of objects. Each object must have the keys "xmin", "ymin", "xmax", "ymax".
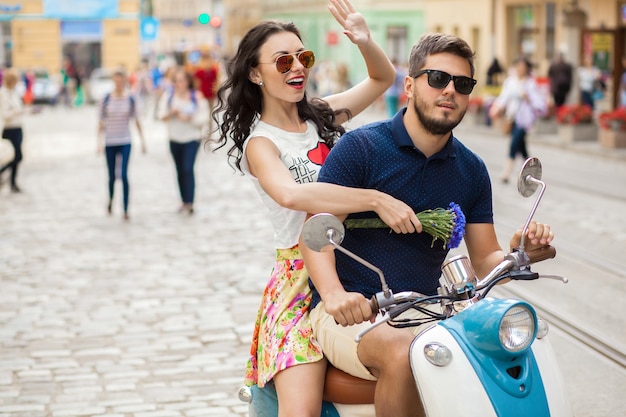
[
  {"xmin": 515, "ymin": 60, "xmax": 528, "ymax": 77},
  {"xmin": 173, "ymin": 71, "xmax": 189, "ymax": 91},
  {"xmin": 253, "ymin": 31, "xmax": 311, "ymax": 104}
]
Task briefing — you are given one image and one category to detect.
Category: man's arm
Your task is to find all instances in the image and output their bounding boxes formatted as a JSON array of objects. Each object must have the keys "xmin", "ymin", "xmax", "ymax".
[{"xmin": 299, "ymin": 214, "xmax": 375, "ymax": 326}]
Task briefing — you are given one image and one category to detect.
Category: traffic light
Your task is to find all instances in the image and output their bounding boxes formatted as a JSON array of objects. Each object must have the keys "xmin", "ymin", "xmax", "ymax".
[
  {"xmin": 198, "ymin": 13, "xmax": 221, "ymax": 28},
  {"xmin": 198, "ymin": 13, "xmax": 210, "ymax": 25}
]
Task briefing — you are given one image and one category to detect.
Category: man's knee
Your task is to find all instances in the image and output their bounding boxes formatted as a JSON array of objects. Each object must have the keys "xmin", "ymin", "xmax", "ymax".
[{"xmin": 357, "ymin": 327, "xmax": 413, "ymax": 374}]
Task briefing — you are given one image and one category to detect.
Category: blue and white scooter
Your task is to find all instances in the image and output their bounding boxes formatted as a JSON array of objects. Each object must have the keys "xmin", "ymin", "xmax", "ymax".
[{"xmin": 239, "ymin": 157, "xmax": 573, "ymax": 417}]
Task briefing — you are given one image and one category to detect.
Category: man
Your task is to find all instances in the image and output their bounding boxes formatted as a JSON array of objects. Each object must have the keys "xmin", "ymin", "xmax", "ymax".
[
  {"xmin": 193, "ymin": 52, "xmax": 219, "ymax": 136},
  {"xmin": 547, "ymin": 52, "xmax": 573, "ymax": 109},
  {"xmin": 299, "ymin": 33, "xmax": 553, "ymax": 417}
]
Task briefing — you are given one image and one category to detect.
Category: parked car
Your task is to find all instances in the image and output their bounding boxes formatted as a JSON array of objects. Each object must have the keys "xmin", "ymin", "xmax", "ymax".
[
  {"xmin": 87, "ymin": 68, "xmax": 115, "ymax": 104},
  {"xmin": 15, "ymin": 69, "xmax": 61, "ymax": 105}
]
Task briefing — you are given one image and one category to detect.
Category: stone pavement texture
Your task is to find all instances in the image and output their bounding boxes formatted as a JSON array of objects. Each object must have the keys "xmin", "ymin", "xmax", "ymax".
[
  {"xmin": 1, "ymin": 107, "xmax": 267, "ymax": 416},
  {"xmin": 1, "ymin": 104, "xmax": 625, "ymax": 417}
]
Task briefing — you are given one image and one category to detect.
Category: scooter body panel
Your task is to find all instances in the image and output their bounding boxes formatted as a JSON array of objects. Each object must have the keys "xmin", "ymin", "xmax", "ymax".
[
  {"xmin": 411, "ymin": 299, "xmax": 572, "ymax": 417},
  {"xmin": 530, "ymin": 334, "xmax": 574, "ymax": 417},
  {"xmin": 410, "ymin": 325, "xmax": 498, "ymax": 417}
]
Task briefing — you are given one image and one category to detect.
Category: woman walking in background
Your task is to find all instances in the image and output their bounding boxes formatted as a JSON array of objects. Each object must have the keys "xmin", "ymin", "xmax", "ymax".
[
  {"xmin": 97, "ymin": 69, "xmax": 146, "ymax": 220},
  {"xmin": 0, "ymin": 68, "xmax": 26, "ymax": 193},
  {"xmin": 489, "ymin": 57, "xmax": 546, "ymax": 183},
  {"xmin": 157, "ymin": 67, "xmax": 209, "ymax": 215}
]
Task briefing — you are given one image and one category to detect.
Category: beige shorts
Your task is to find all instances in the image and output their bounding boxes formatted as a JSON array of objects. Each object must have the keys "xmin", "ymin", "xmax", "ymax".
[{"xmin": 310, "ymin": 301, "xmax": 441, "ymax": 381}]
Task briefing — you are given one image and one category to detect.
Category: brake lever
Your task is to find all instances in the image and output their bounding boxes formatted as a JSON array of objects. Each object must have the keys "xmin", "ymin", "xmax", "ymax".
[{"xmin": 355, "ymin": 315, "xmax": 392, "ymax": 343}]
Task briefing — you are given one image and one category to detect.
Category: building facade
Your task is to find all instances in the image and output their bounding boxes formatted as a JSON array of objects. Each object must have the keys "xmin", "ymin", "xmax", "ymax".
[
  {"xmin": 220, "ymin": 0, "xmax": 624, "ymax": 109},
  {"xmin": 1, "ymin": 0, "xmax": 142, "ymax": 75}
]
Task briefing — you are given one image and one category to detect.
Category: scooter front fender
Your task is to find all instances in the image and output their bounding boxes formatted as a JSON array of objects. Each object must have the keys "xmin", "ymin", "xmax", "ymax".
[
  {"xmin": 410, "ymin": 323, "xmax": 572, "ymax": 417},
  {"xmin": 410, "ymin": 325, "xmax": 498, "ymax": 417}
]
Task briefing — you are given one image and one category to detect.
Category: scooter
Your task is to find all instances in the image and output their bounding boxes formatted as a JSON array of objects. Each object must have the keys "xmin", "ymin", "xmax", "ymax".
[{"xmin": 239, "ymin": 157, "xmax": 573, "ymax": 417}]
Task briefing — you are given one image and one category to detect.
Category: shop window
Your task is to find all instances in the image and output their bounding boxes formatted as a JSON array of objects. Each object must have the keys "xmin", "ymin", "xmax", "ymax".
[{"xmin": 387, "ymin": 26, "xmax": 408, "ymax": 65}]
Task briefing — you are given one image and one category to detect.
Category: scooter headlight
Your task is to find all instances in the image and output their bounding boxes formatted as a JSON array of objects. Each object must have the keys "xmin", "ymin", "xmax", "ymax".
[
  {"xmin": 455, "ymin": 299, "xmax": 537, "ymax": 361},
  {"xmin": 499, "ymin": 305, "xmax": 535, "ymax": 352}
]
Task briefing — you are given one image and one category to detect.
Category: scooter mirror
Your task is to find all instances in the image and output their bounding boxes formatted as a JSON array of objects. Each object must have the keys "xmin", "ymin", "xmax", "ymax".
[
  {"xmin": 517, "ymin": 157, "xmax": 543, "ymax": 198},
  {"xmin": 301, "ymin": 213, "xmax": 345, "ymax": 252}
]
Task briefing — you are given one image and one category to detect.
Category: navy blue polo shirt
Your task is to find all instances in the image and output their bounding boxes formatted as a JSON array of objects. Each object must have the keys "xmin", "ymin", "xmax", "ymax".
[{"xmin": 310, "ymin": 109, "xmax": 493, "ymax": 307}]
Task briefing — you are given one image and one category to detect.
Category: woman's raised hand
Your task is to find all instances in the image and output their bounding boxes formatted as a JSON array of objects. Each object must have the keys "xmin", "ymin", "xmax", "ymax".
[{"xmin": 328, "ymin": 0, "xmax": 370, "ymax": 46}]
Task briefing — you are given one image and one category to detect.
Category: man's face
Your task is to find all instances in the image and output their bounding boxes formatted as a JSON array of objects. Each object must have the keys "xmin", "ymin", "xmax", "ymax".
[{"xmin": 407, "ymin": 52, "xmax": 472, "ymax": 135}]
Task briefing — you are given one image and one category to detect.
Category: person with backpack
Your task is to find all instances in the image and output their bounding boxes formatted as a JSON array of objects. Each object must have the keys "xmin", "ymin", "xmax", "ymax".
[
  {"xmin": 157, "ymin": 66, "xmax": 209, "ymax": 214},
  {"xmin": 97, "ymin": 69, "xmax": 146, "ymax": 220}
]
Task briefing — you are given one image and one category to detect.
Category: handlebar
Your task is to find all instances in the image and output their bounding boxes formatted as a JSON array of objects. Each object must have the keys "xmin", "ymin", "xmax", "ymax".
[{"xmin": 527, "ymin": 245, "xmax": 556, "ymax": 263}]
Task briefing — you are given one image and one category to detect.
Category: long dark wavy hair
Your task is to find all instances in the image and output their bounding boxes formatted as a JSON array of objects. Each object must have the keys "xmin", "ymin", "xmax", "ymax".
[{"xmin": 212, "ymin": 20, "xmax": 350, "ymax": 172}]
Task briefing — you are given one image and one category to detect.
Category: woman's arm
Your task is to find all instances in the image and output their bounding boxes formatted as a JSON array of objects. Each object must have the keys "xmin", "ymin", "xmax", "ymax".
[
  {"xmin": 246, "ymin": 136, "xmax": 420, "ymax": 233},
  {"xmin": 192, "ymin": 95, "xmax": 210, "ymax": 127},
  {"xmin": 322, "ymin": 0, "xmax": 395, "ymax": 124}
]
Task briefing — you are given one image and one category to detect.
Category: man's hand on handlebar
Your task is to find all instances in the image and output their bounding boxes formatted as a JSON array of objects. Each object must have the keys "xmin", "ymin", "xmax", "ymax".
[
  {"xmin": 510, "ymin": 220, "xmax": 554, "ymax": 252},
  {"xmin": 323, "ymin": 290, "xmax": 377, "ymax": 326}
]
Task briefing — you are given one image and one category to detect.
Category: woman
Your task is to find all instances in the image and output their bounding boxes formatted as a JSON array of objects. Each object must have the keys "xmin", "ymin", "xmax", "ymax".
[
  {"xmin": 0, "ymin": 68, "xmax": 26, "ymax": 193},
  {"xmin": 97, "ymin": 69, "xmax": 146, "ymax": 220},
  {"xmin": 489, "ymin": 57, "xmax": 546, "ymax": 183},
  {"xmin": 157, "ymin": 67, "xmax": 209, "ymax": 214},
  {"xmin": 213, "ymin": 0, "xmax": 420, "ymax": 415},
  {"xmin": 577, "ymin": 55, "xmax": 602, "ymax": 110}
]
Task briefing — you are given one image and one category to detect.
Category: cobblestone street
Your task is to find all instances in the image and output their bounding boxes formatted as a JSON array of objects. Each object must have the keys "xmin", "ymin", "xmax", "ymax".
[
  {"xmin": 1, "ymin": 106, "xmax": 267, "ymax": 416},
  {"xmin": 1, "ymin": 104, "xmax": 625, "ymax": 416}
]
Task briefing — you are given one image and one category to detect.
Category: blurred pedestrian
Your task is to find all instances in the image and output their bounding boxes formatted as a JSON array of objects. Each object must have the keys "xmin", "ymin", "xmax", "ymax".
[
  {"xmin": 153, "ymin": 65, "xmax": 174, "ymax": 120},
  {"xmin": 58, "ymin": 57, "xmax": 73, "ymax": 107},
  {"xmin": 547, "ymin": 52, "xmax": 573, "ymax": 109},
  {"xmin": 384, "ymin": 59, "xmax": 407, "ymax": 117},
  {"xmin": 577, "ymin": 55, "xmax": 602, "ymax": 110},
  {"xmin": 619, "ymin": 55, "xmax": 626, "ymax": 108},
  {"xmin": 486, "ymin": 57, "xmax": 504, "ymax": 86},
  {"xmin": 21, "ymin": 69, "xmax": 35, "ymax": 105},
  {"xmin": 489, "ymin": 57, "xmax": 547, "ymax": 183},
  {"xmin": 157, "ymin": 67, "xmax": 209, "ymax": 214},
  {"xmin": 73, "ymin": 66, "xmax": 85, "ymax": 107},
  {"xmin": 131, "ymin": 61, "xmax": 153, "ymax": 118},
  {"xmin": 0, "ymin": 68, "xmax": 26, "ymax": 193},
  {"xmin": 97, "ymin": 70, "xmax": 146, "ymax": 220},
  {"xmin": 193, "ymin": 52, "xmax": 219, "ymax": 137}
]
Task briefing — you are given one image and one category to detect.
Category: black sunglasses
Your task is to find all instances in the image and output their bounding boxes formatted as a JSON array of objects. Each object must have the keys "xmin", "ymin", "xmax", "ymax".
[
  {"xmin": 260, "ymin": 50, "xmax": 316, "ymax": 74},
  {"xmin": 413, "ymin": 69, "xmax": 477, "ymax": 95}
]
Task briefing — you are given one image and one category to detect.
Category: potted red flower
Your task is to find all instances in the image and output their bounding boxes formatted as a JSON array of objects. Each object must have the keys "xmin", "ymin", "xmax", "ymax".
[
  {"xmin": 597, "ymin": 107, "xmax": 626, "ymax": 148},
  {"xmin": 555, "ymin": 104, "xmax": 593, "ymax": 124},
  {"xmin": 555, "ymin": 104, "xmax": 596, "ymax": 144}
]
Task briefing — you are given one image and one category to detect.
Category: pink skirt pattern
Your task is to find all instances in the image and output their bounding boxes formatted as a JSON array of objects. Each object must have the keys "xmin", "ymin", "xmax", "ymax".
[{"xmin": 244, "ymin": 245, "xmax": 323, "ymax": 387}]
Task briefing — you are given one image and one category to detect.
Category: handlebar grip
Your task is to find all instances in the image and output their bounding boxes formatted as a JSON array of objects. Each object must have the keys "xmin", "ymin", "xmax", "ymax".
[
  {"xmin": 527, "ymin": 245, "xmax": 556, "ymax": 263},
  {"xmin": 369, "ymin": 297, "xmax": 379, "ymax": 315}
]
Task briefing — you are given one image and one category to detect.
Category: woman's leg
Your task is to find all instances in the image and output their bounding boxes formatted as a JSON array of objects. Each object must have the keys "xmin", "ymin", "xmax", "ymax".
[
  {"xmin": 104, "ymin": 146, "xmax": 118, "ymax": 213},
  {"xmin": 500, "ymin": 124, "xmax": 526, "ymax": 183},
  {"xmin": 119, "ymin": 144, "xmax": 132, "ymax": 216},
  {"xmin": 169, "ymin": 141, "xmax": 185, "ymax": 203},
  {"xmin": 273, "ymin": 359, "xmax": 327, "ymax": 417},
  {"xmin": 1, "ymin": 128, "xmax": 23, "ymax": 191},
  {"xmin": 180, "ymin": 140, "xmax": 200, "ymax": 206},
  {"xmin": 518, "ymin": 128, "xmax": 529, "ymax": 159}
]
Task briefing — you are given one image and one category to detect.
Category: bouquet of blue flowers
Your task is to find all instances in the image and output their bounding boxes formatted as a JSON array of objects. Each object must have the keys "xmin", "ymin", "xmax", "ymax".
[{"xmin": 344, "ymin": 202, "xmax": 466, "ymax": 249}]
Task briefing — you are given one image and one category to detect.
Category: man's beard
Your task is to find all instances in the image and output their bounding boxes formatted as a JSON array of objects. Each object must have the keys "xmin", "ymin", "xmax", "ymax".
[{"xmin": 413, "ymin": 99, "xmax": 465, "ymax": 136}]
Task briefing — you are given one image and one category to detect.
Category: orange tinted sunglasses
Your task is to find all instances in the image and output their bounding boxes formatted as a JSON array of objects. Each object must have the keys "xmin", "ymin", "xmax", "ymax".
[{"xmin": 261, "ymin": 50, "xmax": 316, "ymax": 73}]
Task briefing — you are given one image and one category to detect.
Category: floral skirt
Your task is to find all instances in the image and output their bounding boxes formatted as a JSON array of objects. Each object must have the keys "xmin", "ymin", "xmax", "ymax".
[{"xmin": 244, "ymin": 245, "xmax": 323, "ymax": 387}]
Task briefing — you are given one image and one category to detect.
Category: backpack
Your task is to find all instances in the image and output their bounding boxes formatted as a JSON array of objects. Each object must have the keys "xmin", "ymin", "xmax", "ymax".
[
  {"xmin": 166, "ymin": 88, "xmax": 197, "ymax": 110},
  {"xmin": 102, "ymin": 93, "xmax": 136, "ymax": 118}
]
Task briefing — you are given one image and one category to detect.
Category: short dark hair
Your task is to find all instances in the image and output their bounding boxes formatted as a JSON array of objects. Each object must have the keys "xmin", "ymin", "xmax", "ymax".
[{"xmin": 408, "ymin": 33, "xmax": 475, "ymax": 78}]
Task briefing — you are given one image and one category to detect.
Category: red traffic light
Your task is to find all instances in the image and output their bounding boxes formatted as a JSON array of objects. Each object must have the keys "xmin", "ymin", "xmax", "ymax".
[{"xmin": 209, "ymin": 16, "xmax": 222, "ymax": 28}]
